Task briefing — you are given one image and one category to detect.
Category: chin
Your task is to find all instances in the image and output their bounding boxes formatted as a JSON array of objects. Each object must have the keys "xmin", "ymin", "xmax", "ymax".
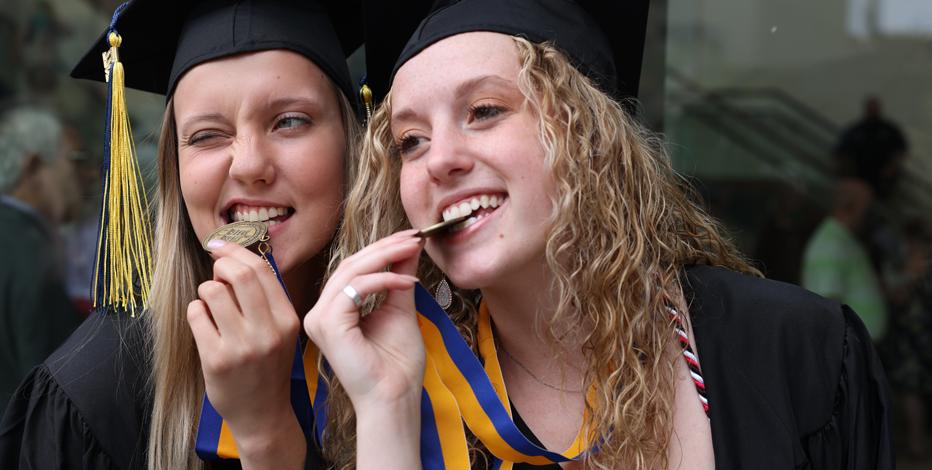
[{"xmin": 443, "ymin": 265, "xmax": 499, "ymax": 292}]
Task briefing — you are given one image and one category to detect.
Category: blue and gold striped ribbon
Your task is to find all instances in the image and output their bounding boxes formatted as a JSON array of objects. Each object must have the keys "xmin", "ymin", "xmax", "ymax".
[
  {"xmin": 195, "ymin": 253, "xmax": 326, "ymax": 460},
  {"xmin": 414, "ymin": 284, "xmax": 593, "ymax": 468},
  {"xmin": 195, "ymin": 283, "xmax": 595, "ymax": 467}
]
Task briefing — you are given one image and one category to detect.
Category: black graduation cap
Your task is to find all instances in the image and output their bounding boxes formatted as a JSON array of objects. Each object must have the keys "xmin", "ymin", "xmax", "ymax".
[
  {"xmin": 362, "ymin": 0, "xmax": 434, "ymax": 104},
  {"xmin": 364, "ymin": 0, "xmax": 649, "ymax": 103},
  {"xmin": 71, "ymin": 0, "xmax": 364, "ymax": 102},
  {"xmin": 69, "ymin": 0, "xmax": 363, "ymax": 314}
]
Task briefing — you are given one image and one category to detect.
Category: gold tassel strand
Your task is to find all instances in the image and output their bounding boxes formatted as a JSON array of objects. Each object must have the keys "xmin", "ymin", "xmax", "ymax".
[{"xmin": 92, "ymin": 31, "xmax": 153, "ymax": 315}]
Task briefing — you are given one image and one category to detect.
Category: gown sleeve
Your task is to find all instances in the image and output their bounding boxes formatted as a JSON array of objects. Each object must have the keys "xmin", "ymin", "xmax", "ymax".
[
  {"xmin": 0, "ymin": 365, "xmax": 119, "ymax": 469},
  {"xmin": 801, "ymin": 306, "xmax": 895, "ymax": 469},
  {"xmin": 1, "ymin": 342, "xmax": 328, "ymax": 470}
]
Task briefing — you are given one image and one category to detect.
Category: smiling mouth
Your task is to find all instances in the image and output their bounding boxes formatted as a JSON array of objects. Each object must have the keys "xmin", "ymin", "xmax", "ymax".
[
  {"xmin": 226, "ymin": 204, "xmax": 294, "ymax": 226},
  {"xmin": 440, "ymin": 193, "xmax": 507, "ymax": 233}
]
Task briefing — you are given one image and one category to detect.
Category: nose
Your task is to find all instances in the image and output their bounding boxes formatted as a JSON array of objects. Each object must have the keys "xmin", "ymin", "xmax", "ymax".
[
  {"xmin": 227, "ymin": 132, "xmax": 275, "ymax": 186},
  {"xmin": 426, "ymin": 124, "xmax": 474, "ymax": 184}
]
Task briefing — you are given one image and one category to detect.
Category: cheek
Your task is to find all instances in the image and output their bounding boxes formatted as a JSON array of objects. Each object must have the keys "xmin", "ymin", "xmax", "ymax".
[
  {"xmin": 178, "ymin": 163, "xmax": 206, "ymax": 209},
  {"xmin": 398, "ymin": 163, "xmax": 427, "ymax": 225},
  {"xmin": 287, "ymin": 137, "xmax": 346, "ymax": 196},
  {"xmin": 178, "ymin": 156, "xmax": 226, "ymax": 237}
]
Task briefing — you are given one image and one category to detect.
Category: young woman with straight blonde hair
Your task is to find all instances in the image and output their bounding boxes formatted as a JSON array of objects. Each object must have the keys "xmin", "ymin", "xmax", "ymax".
[{"xmin": 1, "ymin": 1, "xmax": 366, "ymax": 468}]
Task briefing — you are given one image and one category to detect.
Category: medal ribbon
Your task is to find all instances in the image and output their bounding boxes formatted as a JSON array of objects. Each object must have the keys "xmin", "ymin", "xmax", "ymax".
[
  {"xmin": 194, "ymin": 252, "xmax": 328, "ymax": 460},
  {"xmin": 414, "ymin": 284, "xmax": 594, "ymax": 468},
  {"xmin": 195, "ymin": 283, "xmax": 596, "ymax": 467}
]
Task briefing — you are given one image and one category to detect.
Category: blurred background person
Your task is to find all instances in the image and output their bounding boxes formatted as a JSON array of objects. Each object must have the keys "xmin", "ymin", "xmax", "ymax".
[
  {"xmin": 0, "ymin": 104, "xmax": 82, "ymax": 412},
  {"xmin": 834, "ymin": 97, "xmax": 908, "ymax": 200},
  {"xmin": 57, "ymin": 126, "xmax": 100, "ymax": 315},
  {"xmin": 883, "ymin": 220, "xmax": 932, "ymax": 463},
  {"xmin": 801, "ymin": 178, "xmax": 888, "ymax": 340}
]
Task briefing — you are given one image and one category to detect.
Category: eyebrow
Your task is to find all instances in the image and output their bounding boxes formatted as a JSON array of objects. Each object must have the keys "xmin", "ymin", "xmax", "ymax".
[
  {"xmin": 178, "ymin": 113, "xmax": 227, "ymax": 135},
  {"xmin": 266, "ymin": 96, "xmax": 324, "ymax": 112},
  {"xmin": 391, "ymin": 74, "xmax": 515, "ymax": 124},
  {"xmin": 177, "ymin": 96, "xmax": 326, "ymax": 134}
]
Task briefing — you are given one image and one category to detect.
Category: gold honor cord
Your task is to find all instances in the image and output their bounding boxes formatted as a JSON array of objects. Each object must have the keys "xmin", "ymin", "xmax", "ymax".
[{"xmin": 92, "ymin": 31, "xmax": 153, "ymax": 315}]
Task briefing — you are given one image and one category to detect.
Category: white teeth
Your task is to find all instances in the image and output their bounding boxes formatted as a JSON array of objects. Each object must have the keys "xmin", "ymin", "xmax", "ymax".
[
  {"xmin": 450, "ymin": 213, "xmax": 489, "ymax": 233},
  {"xmin": 230, "ymin": 205, "xmax": 291, "ymax": 222},
  {"xmin": 439, "ymin": 194, "xmax": 506, "ymax": 223}
]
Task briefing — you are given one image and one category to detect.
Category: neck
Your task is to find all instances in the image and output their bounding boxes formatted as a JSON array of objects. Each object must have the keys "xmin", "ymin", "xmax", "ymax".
[
  {"xmin": 282, "ymin": 250, "xmax": 328, "ymax": 315},
  {"xmin": 479, "ymin": 261, "xmax": 586, "ymax": 375},
  {"xmin": 9, "ymin": 181, "xmax": 50, "ymax": 222},
  {"xmin": 832, "ymin": 212, "xmax": 860, "ymax": 233},
  {"xmin": 481, "ymin": 261, "xmax": 552, "ymax": 348}
]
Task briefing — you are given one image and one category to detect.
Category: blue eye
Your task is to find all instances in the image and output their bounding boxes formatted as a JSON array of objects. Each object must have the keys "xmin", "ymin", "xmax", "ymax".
[{"xmin": 275, "ymin": 115, "xmax": 310, "ymax": 130}]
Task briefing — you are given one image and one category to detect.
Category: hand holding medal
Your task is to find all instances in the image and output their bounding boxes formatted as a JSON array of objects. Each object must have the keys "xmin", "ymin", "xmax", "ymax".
[
  {"xmin": 187, "ymin": 221, "xmax": 305, "ymax": 460},
  {"xmin": 303, "ymin": 230, "xmax": 426, "ymax": 412}
]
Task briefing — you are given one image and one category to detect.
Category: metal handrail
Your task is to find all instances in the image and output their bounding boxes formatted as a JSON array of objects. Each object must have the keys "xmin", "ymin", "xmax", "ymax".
[{"xmin": 666, "ymin": 67, "xmax": 932, "ymax": 211}]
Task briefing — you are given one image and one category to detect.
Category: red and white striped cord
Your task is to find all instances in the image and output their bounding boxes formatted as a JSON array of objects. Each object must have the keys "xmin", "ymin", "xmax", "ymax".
[{"xmin": 668, "ymin": 307, "xmax": 710, "ymax": 415}]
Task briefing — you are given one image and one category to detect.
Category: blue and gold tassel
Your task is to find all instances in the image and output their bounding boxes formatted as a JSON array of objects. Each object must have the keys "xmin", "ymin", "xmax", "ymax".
[{"xmin": 92, "ymin": 2, "xmax": 153, "ymax": 315}]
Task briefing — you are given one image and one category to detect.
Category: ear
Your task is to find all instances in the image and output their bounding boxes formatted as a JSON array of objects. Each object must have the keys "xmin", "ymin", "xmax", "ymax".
[{"xmin": 20, "ymin": 153, "xmax": 43, "ymax": 179}]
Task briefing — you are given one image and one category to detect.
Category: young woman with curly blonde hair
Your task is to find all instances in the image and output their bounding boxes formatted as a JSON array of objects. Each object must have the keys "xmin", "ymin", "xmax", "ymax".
[{"xmin": 298, "ymin": 1, "xmax": 893, "ymax": 469}]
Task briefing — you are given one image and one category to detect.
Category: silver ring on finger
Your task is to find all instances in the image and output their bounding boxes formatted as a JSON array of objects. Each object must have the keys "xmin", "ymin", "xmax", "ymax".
[{"xmin": 342, "ymin": 284, "xmax": 364, "ymax": 308}]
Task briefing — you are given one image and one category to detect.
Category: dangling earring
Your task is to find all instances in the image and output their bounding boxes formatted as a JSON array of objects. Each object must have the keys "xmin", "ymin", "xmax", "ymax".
[{"xmin": 434, "ymin": 277, "xmax": 453, "ymax": 310}]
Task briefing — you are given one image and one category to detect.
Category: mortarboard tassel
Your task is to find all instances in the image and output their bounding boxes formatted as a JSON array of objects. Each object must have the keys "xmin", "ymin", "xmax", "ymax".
[
  {"xmin": 359, "ymin": 77, "xmax": 373, "ymax": 122},
  {"xmin": 92, "ymin": 5, "xmax": 153, "ymax": 316}
]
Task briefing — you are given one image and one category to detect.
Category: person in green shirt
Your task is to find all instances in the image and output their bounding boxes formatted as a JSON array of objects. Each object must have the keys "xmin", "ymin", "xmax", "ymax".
[{"xmin": 802, "ymin": 178, "xmax": 888, "ymax": 339}]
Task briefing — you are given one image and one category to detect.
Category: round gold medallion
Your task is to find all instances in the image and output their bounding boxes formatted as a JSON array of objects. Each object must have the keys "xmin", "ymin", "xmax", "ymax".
[{"xmin": 202, "ymin": 221, "xmax": 268, "ymax": 252}]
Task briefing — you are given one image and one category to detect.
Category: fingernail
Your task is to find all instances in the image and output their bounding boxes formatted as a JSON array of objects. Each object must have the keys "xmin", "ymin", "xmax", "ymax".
[{"xmin": 207, "ymin": 239, "xmax": 226, "ymax": 250}]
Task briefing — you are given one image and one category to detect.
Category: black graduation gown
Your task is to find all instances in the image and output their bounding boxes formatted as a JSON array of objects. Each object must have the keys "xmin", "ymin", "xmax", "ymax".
[
  {"xmin": 0, "ymin": 266, "xmax": 893, "ymax": 469},
  {"xmin": 0, "ymin": 199, "xmax": 81, "ymax": 412},
  {"xmin": 0, "ymin": 312, "xmax": 151, "ymax": 469},
  {"xmin": 512, "ymin": 265, "xmax": 893, "ymax": 469},
  {"xmin": 0, "ymin": 311, "xmax": 327, "ymax": 469}
]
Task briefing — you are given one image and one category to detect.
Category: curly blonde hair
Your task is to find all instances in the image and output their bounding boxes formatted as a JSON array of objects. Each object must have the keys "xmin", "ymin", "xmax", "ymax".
[{"xmin": 323, "ymin": 37, "xmax": 757, "ymax": 469}]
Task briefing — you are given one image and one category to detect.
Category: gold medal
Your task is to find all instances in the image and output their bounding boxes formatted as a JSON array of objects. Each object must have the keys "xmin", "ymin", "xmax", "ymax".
[
  {"xmin": 416, "ymin": 215, "xmax": 469, "ymax": 238},
  {"xmin": 202, "ymin": 221, "xmax": 269, "ymax": 252},
  {"xmin": 202, "ymin": 221, "xmax": 276, "ymax": 272}
]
